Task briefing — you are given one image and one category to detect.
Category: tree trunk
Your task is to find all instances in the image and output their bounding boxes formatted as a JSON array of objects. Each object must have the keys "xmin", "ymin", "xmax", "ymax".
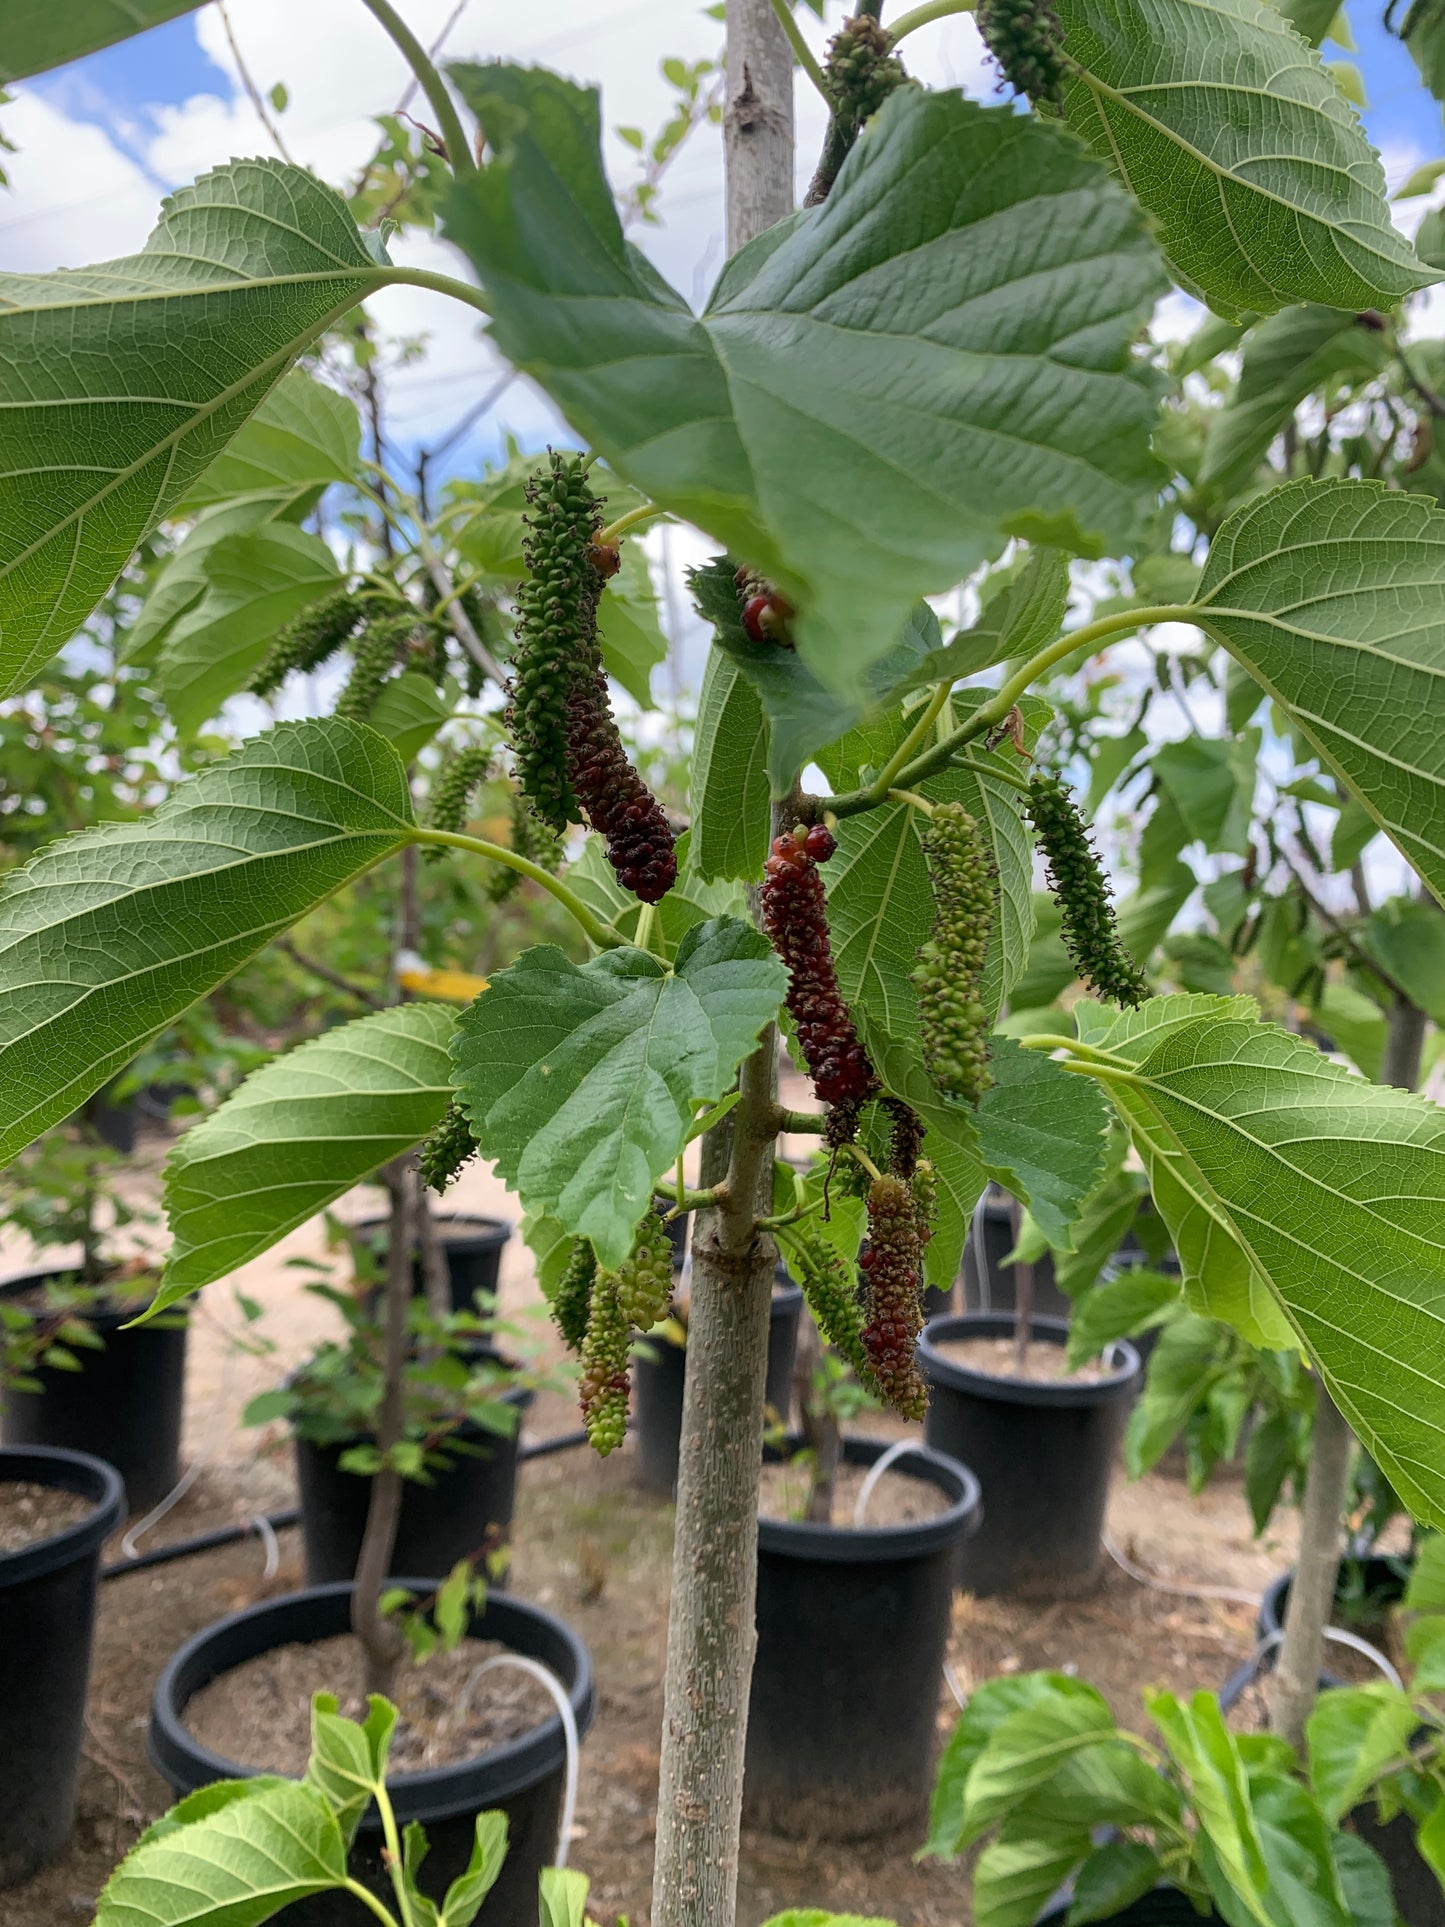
[
  {"xmin": 1269, "ymin": 993, "xmax": 1426, "ymax": 1748},
  {"xmin": 795, "ymin": 1313, "xmax": 840, "ymax": 1525},
  {"xmin": 651, "ymin": 14, "xmax": 793, "ymax": 1920},
  {"xmin": 351, "ymin": 1158, "xmax": 412, "ymax": 1698},
  {"xmin": 1268, "ymin": 1377, "xmax": 1354, "ymax": 1751},
  {"xmin": 415, "ymin": 1168, "xmax": 452, "ymax": 1324}
]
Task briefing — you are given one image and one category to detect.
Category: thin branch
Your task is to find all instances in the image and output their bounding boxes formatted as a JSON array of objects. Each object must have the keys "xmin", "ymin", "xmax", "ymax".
[
  {"xmin": 275, "ymin": 938, "xmax": 384, "ymax": 1010},
  {"xmin": 358, "ymin": 0, "xmax": 477, "ymax": 176},
  {"xmin": 1277, "ymin": 852, "xmax": 1413, "ymax": 1007},
  {"xmin": 1394, "ymin": 334, "xmax": 1445, "ymax": 421},
  {"xmin": 395, "ymin": 0, "xmax": 470, "ymax": 114},
  {"xmin": 216, "ymin": 1, "xmax": 294, "ymax": 162}
]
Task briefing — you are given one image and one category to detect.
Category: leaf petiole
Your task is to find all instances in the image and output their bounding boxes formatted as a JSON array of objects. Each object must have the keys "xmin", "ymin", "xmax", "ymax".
[
  {"xmin": 888, "ymin": 0, "xmax": 978, "ymax": 41},
  {"xmin": 597, "ymin": 502, "xmax": 669, "ymax": 546},
  {"xmin": 407, "ymin": 827, "xmax": 629, "ymax": 951},
  {"xmin": 768, "ymin": 0, "xmax": 832, "ymax": 99},
  {"xmin": 887, "ymin": 788, "xmax": 935, "ymax": 817},
  {"xmin": 342, "ymin": 1874, "xmax": 403, "ymax": 1926}
]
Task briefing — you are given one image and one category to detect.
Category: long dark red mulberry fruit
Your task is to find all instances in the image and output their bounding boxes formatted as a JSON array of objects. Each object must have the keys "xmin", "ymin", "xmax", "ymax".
[
  {"xmin": 1027, "ymin": 773, "xmax": 1149, "ymax": 1008},
  {"xmin": 565, "ymin": 667, "xmax": 677, "ymax": 903},
  {"xmin": 859, "ymin": 1174, "xmax": 928, "ymax": 1420},
  {"xmin": 760, "ymin": 823, "xmax": 877, "ymax": 1110}
]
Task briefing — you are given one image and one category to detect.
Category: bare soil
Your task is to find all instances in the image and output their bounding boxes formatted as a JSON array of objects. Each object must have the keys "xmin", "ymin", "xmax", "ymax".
[
  {"xmin": 0, "ymin": 1482, "xmax": 93, "ymax": 1555},
  {"xmin": 184, "ymin": 1633, "xmax": 553, "ymax": 1776},
  {"xmin": 758, "ymin": 1459, "xmax": 948, "ymax": 1528},
  {"xmin": 930, "ymin": 1334, "xmax": 1110, "ymax": 1385}
]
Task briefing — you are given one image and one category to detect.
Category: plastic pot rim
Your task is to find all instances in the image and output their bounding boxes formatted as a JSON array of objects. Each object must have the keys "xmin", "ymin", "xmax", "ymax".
[
  {"xmin": 351, "ymin": 1213, "xmax": 513, "ymax": 1250},
  {"xmin": 0, "ymin": 1265, "xmax": 184, "ymax": 1333},
  {"xmin": 919, "ymin": 1313, "xmax": 1140, "ymax": 1408},
  {"xmin": 0, "ymin": 1444, "xmax": 125, "ymax": 1588},
  {"xmin": 758, "ymin": 1435, "xmax": 982, "ymax": 1563},
  {"xmin": 149, "ymin": 1580, "xmax": 594, "ymax": 1826}
]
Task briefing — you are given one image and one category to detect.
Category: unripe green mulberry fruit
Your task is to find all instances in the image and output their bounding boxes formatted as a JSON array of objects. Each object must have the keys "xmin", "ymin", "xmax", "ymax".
[
  {"xmin": 336, "ymin": 613, "xmax": 415, "ymax": 721},
  {"xmin": 823, "ymin": 14, "xmax": 910, "ymax": 141},
  {"xmin": 250, "ymin": 589, "xmax": 366, "ymax": 697},
  {"xmin": 978, "ymin": 0, "xmax": 1068, "ymax": 109},
  {"xmin": 425, "ymin": 747, "xmax": 492, "ymax": 864},
  {"xmin": 418, "ymin": 1100, "xmax": 476, "ymax": 1194},
  {"xmin": 486, "ymin": 790, "xmax": 566, "ymax": 904},
  {"xmin": 552, "ymin": 1238, "xmax": 596, "ymax": 1353},
  {"xmin": 579, "ymin": 1269, "xmax": 630, "ymax": 1455},
  {"xmin": 1027, "ymin": 773, "xmax": 1150, "ymax": 1009},
  {"xmin": 912, "ymin": 802, "xmax": 996, "ymax": 1103},
  {"xmin": 506, "ymin": 453, "xmax": 602, "ymax": 834},
  {"xmin": 785, "ymin": 1224, "xmax": 869, "ymax": 1381},
  {"xmin": 609, "ymin": 1213, "xmax": 673, "ymax": 1333},
  {"xmin": 859, "ymin": 1175, "xmax": 928, "ymax": 1421}
]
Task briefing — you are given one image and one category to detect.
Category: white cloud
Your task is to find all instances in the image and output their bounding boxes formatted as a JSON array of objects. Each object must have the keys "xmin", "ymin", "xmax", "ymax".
[{"xmin": 0, "ymin": 89, "xmax": 159, "ymax": 268}]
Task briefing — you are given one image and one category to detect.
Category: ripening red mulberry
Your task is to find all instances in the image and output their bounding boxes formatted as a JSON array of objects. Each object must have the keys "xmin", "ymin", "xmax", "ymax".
[
  {"xmin": 580, "ymin": 1269, "xmax": 630, "ymax": 1454},
  {"xmin": 913, "ymin": 802, "xmax": 996, "ymax": 1103},
  {"xmin": 565, "ymin": 668, "xmax": 677, "ymax": 902},
  {"xmin": 1027, "ymin": 773, "xmax": 1149, "ymax": 1008},
  {"xmin": 859, "ymin": 1175, "xmax": 928, "ymax": 1420},
  {"xmin": 760, "ymin": 825, "xmax": 878, "ymax": 1109},
  {"xmin": 883, "ymin": 1096, "xmax": 925, "ymax": 1182}
]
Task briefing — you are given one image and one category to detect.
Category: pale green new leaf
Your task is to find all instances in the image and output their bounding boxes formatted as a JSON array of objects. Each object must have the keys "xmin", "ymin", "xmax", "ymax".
[
  {"xmin": 537, "ymin": 1866, "xmax": 590, "ymax": 1927},
  {"xmin": 175, "ymin": 369, "xmax": 361, "ymax": 515},
  {"xmin": 304, "ymin": 1693, "xmax": 395, "ymax": 1849},
  {"xmin": 92, "ymin": 1776, "xmax": 346, "ymax": 1926},
  {"xmin": 1055, "ymin": 0, "xmax": 1433, "ymax": 320},
  {"xmin": 444, "ymin": 67, "xmax": 1166, "ymax": 696},
  {"xmin": 123, "ymin": 497, "xmax": 309, "ymax": 666},
  {"xmin": 1200, "ymin": 308, "xmax": 1390, "ymax": 489},
  {"xmin": 450, "ymin": 917, "xmax": 786, "ymax": 1268},
  {"xmin": 824, "ymin": 692, "xmax": 1042, "ymax": 1047},
  {"xmin": 1090, "ymin": 1008, "xmax": 1445, "ymax": 1525},
  {"xmin": 440, "ymin": 1811, "xmax": 509, "ymax": 1925},
  {"xmin": 1306, "ymin": 1683, "xmax": 1418, "ymax": 1823},
  {"xmin": 896, "ymin": 547, "xmax": 1072, "ymax": 693},
  {"xmin": 0, "ymin": 720, "xmax": 414, "ymax": 1169},
  {"xmin": 974, "ymin": 1039, "xmax": 1110, "ymax": 1248},
  {"xmin": 0, "ymin": 3, "xmax": 203, "ymax": 81},
  {"xmin": 961, "ymin": 1681, "xmax": 1117, "ymax": 1842},
  {"xmin": 369, "ymin": 672, "xmax": 459, "ymax": 766},
  {"xmin": 1191, "ymin": 479, "xmax": 1445, "ymax": 910},
  {"xmin": 690, "ymin": 651, "xmax": 770, "ymax": 882},
  {"xmin": 159, "ymin": 1002, "xmax": 456, "ymax": 1304},
  {"xmin": 0, "ymin": 159, "xmax": 390, "ymax": 698},
  {"xmin": 596, "ymin": 540, "xmax": 666, "ymax": 707},
  {"xmin": 973, "ymin": 1811, "xmax": 1094, "ymax": 1927},
  {"xmin": 156, "ymin": 523, "xmax": 343, "ymax": 733},
  {"xmin": 1146, "ymin": 1690, "xmax": 1272, "ymax": 1927}
]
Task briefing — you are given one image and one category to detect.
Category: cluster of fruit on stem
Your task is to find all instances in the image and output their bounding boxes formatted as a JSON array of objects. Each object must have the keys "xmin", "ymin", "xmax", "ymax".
[
  {"xmin": 508, "ymin": 452, "xmax": 676, "ymax": 903},
  {"xmin": 552, "ymin": 1215, "xmax": 674, "ymax": 1454},
  {"xmin": 912, "ymin": 801, "xmax": 997, "ymax": 1103},
  {"xmin": 1027, "ymin": 772, "xmax": 1150, "ymax": 1008},
  {"xmin": 977, "ymin": 0, "xmax": 1069, "ymax": 109}
]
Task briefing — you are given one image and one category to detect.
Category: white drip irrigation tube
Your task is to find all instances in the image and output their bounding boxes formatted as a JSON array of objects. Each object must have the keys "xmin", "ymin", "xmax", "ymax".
[
  {"xmin": 451, "ymin": 1654, "xmax": 580, "ymax": 1866},
  {"xmin": 853, "ymin": 1438, "xmax": 930, "ymax": 1527},
  {"xmin": 119, "ymin": 1459, "xmax": 203, "ymax": 1562},
  {"xmin": 1252, "ymin": 1624, "xmax": 1403, "ymax": 1691}
]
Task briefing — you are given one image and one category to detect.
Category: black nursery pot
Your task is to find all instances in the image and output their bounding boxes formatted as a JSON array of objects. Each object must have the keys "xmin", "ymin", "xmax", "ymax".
[
  {"xmin": 294, "ymin": 1379, "xmax": 534, "ymax": 1586},
  {"xmin": 0, "ymin": 1445, "xmax": 125, "ymax": 1886},
  {"xmin": 0, "ymin": 1268, "xmax": 188, "ymax": 1512},
  {"xmin": 920, "ymin": 1314, "xmax": 1139, "ymax": 1598},
  {"xmin": 1038, "ymin": 1894, "xmax": 1211, "ymax": 1925},
  {"xmin": 355, "ymin": 1214, "xmax": 512, "ymax": 1313},
  {"xmin": 960, "ymin": 1189, "xmax": 1073, "ymax": 1321},
  {"xmin": 632, "ymin": 1278, "xmax": 804, "ymax": 1497},
  {"xmin": 743, "ymin": 1436, "xmax": 982, "ymax": 1840},
  {"xmin": 150, "ymin": 1583, "xmax": 594, "ymax": 1927}
]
